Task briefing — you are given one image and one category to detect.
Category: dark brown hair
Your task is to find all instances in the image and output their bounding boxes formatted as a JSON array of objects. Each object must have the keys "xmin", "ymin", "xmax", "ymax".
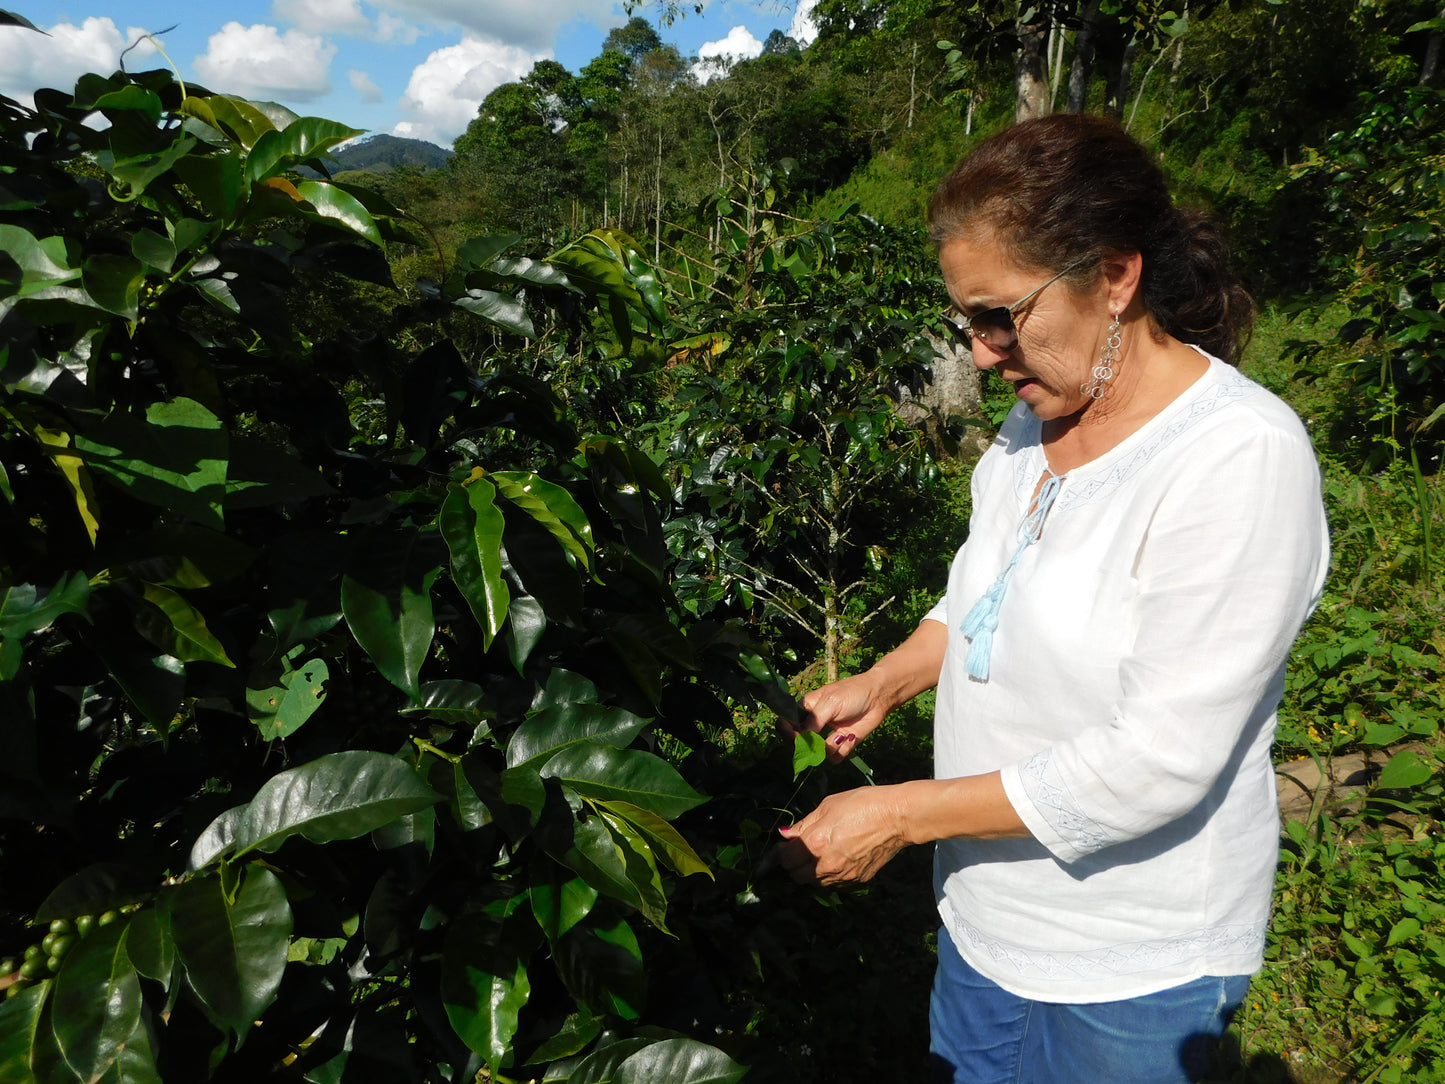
[{"xmin": 928, "ymin": 114, "xmax": 1254, "ymax": 364}]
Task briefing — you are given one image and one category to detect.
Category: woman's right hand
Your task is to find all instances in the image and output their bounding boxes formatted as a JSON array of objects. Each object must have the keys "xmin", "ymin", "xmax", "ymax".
[
  {"xmin": 783, "ymin": 618, "xmax": 949, "ymax": 761},
  {"xmin": 793, "ymin": 672, "xmax": 891, "ymax": 760}
]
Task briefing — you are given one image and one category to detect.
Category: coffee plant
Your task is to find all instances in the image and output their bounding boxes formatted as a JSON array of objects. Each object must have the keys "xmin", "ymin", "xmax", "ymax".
[{"xmin": 0, "ymin": 60, "xmax": 781, "ymax": 1083}]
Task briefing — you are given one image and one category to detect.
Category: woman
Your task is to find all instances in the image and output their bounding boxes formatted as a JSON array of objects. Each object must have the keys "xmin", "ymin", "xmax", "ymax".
[{"xmin": 776, "ymin": 115, "xmax": 1330, "ymax": 1083}]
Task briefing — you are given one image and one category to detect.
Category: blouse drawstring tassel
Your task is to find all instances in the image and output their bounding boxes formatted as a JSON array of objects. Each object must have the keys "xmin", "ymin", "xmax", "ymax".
[{"xmin": 961, "ymin": 472, "xmax": 1063, "ymax": 681}]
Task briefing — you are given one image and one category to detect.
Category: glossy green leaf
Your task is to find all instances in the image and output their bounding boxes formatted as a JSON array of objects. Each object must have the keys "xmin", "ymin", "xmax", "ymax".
[
  {"xmin": 0, "ymin": 981, "xmax": 46, "ymax": 1084},
  {"xmin": 440, "ymin": 480, "xmax": 509, "ymax": 649},
  {"xmin": 792, "ymin": 731, "xmax": 827, "ymax": 779},
  {"xmin": 125, "ymin": 908, "xmax": 174, "ymax": 987},
  {"xmin": 505, "ymin": 595, "xmax": 546, "ymax": 673},
  {"xmin": 80, "ymin": 254, "xmax": 143, "ymax": 319},
  {"xmin": 35, "ymin": 864, "xmax": 151, "ymax": 923},
  {"xmin": 614, "ymin": 1039, "xmax": 747, "ymax": 1084},
  {"xmin": 0, "ymin": 9, "xmax": 41, "ymax": 30},
  {"xmin": 94, "ymin": 647, "xmax": 184, "ymax": 733},
  {"xmin": 170, "ymin": 868, "xmax": 291, "ymax": 1038},
  {"xmin": 0, "ymin": 573, "xmax": 90, "ymax": 639},
  {"xmin": 560, "ymin": 816, "xmax": 644, "ymax": 915},
  {"xmin": 526, "ymin": 1011, "xmax": 603, "ymax": 1065},
  {"xmin": 498, "ymin": 764, "xmax": 547, "ymax": 827},
  {"xmin": 190, "ymin": 275, "xmax": 241, "ymax": 313},
  {"xmin": 489, "ymin": 256, "xmax": 572, "ymax": 288},
  {"xmin": 341, "ymin": 531, "xmax": 443, "ymax": 701},
  {"xmin": 295, "ymin": 181, "xmax": 384, "ymax": 247},
  {"xmin": 450, "ymin": 760, "xmax": 493, "ymax": 830},
  {"xmin": 74, "ymin": 398, "xmax": 228, "ymax": 531},
  {"xmin": 555, "ymin": 917, "xmax": 644, "ymax": 1023},
  {"xmin": 0, "ymin": 638, "xmax": 20, "ymax": 682},
  {"xmin": 32, "ymin": 426, "xmax": 99, "ymax": 545},
  {"xmin": 131, "ymin": 229, "xmax": 176, "ymax": 274},
  {"xmin": 541, "ymin": 743, "xmax": 706, "ymax": 820},
  {"xmin": 244, "ymin": 118, "xmax": 362, "ymax": 186},
  {"xmin": 136, "ymin": 584, "xmax": 234, "ymax": 667},
  {"xmin": 566, "ymin": 1038, "xmax": 652, "ymax": 1084},
  {"xmin": 442, "ymin": 903, "xmax": 532, "ymax": 1068},
  {"xmin": 189, "ymin": 750, "xmax": 441, "ymax": 867},
  {"xmin": 453, "ymin": 289, "xmax": 536, "ymax": 338},
  {"xmin": 50, "ymin": 919, "xmax": 142, "ymax": 1082},
  {"xmin": 506, "ymin": 702, "xmax": 649, "ymax": 771},
  {"xmin": 172, "ymin": 152, "xmax": 244, "ymax": 221},
  {"xmin": 492, "ymin": 471, "xmax": 593, "ymax": 570},
  {"xmin": 246, "ymin": 657, "xmax": 328, "ymax": 739},
  {"xmin": 594, "ymin": 800, "xmax": 712, "ymax": 879},
  {"xmin": 401, "ymin": 679, "xmax": 487, "ymax": 724},
  {"xmin": 1378, "ymin": 749, "xmax": 1433, "ymax": 790},
  {"xmin": 86, "ymin": 1014, "xmax": 162, "ymax": 1084},
  {"xmin": 107, "ymin": 135, "xmax": 198, "ymax": 204},
  {"xmin": 597, "ymin": 809, "xmax": 668, "ymax": 931},
  {"xmin": 180, "ymin": 96, "xmax": 272, "ymax": 149},
  {"xmin": 455, "ymin": 234, "xmax": 523, "ymax": 272},
  {"xmin": 529, "ymin": 861, "xmax": 598, "ymax": 942},
  {"xmin": 0, "ymin": 224, "xmax": 78, "ymax": 297}
]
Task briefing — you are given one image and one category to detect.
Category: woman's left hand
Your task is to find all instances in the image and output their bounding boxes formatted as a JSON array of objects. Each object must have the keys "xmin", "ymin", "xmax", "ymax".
[{"xmin": 775, "ymin": 785, "xmax": 910, "ymax": 886}]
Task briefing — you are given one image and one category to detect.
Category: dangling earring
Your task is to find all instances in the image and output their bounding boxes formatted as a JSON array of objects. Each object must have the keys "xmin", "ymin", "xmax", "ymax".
[{"xmin": 1081, "ymin": 313, "xmax": 1122, "ymax": 400}]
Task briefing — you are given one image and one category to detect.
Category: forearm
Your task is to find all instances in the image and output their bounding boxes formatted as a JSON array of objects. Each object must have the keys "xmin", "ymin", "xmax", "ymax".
[
  {"xmin": 777, "ymin": 771, "xmax": 1030, "ymax": 885},
  {"xmin": 895, "ymin": 773, "xmax": 1029, "ymax": 846}
]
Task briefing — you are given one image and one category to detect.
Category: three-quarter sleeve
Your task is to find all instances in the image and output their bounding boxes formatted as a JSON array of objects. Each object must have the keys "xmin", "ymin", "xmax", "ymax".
[{"xmin": 999, "ymin": 420, "xmax": 1329, "ymax": 863}]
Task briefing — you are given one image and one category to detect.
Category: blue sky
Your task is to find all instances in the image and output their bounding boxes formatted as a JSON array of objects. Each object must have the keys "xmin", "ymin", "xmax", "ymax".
[{"xmin": 3, "ymin": 0, "xmax": 818, "ymax": 146}]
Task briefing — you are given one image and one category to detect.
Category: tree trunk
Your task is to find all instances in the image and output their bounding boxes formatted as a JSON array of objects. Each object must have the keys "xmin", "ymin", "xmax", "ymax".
[
  {"xmin": 1048, "ymin": 22, "xmax": 1065, "ymax": 110},
  {"xmin": 1422, "ymin": 7, "xmax": 1444, "ymax": 85},
  {"xmin": 1067, "ymin": 0, "xmax": 1102, "ymax": 113},
  {"xmin": 1016, "ymin": 15, "xmax": 1051, "ymax": 122},
  {"xmin": 908, "ymin": 40, "xmax": 918, "ymax": 129},
  {"xmin": 1107, "ymin": 39, "xmax": 1138, "ymax": 120},
  {"xmin": 655, "ymin": 128, "xmax": 662, "ymax": 262}
]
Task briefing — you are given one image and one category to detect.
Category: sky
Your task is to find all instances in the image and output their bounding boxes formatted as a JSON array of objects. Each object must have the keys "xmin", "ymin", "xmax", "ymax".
[{"xmin": 2, "ymin": 0, "xmax": 819, "ymax": 147}]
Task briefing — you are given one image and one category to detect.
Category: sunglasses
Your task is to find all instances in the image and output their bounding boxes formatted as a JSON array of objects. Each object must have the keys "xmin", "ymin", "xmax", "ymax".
[{"xmin": 945, "ymin": 257, "xmax": 1090, "ymax": 350}]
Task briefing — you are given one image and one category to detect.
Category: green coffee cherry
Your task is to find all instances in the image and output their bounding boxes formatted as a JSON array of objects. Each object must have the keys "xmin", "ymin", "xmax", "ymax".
[
  {"xmin": 48, "ymin": 919, "xmax": 71, "ymax": 936},
  {"xmin": 98, "ymin": 911, "xmax": 119, "ymax": 927},
  {"xmin": 45, "ymin": 956, "xmax": 61, "ymax": 974},
  {"xmin": 23, "ymin": 944, "xmax": 42, "ymax": 962},
  {"xmin": 18, "ymin": 959, "xmax": 44, "ymax": 981},
  {"xmin": 75, "ymin": 914, "xmax": 94, "ymax": 937}
]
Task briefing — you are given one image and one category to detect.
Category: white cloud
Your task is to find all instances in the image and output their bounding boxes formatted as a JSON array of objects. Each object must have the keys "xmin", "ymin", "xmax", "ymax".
[
  {"xmin": 394, "ymin": 34, "xmax": 541, "ymax": 147},
  {"xmin": 349, "ymin": 69, "xmax": 384, "ymax": 103},
  {"xmin": 694, "ymin": 25, "xmax": 763, "ymax": 83},
  {"xmin": 194, "ymin": 22, "xmax": 337, "ymax": 102},
  {"xmin": 790, "ymin": 0, "xmax": 819, "ymax": 46},
  {"xmin": 0, "ymin": 18, "xmax": 157, "ymax": 104},
  {"xmin": 272, "ymin": 0, "xmax": 371, "ymax": 37},
  {"xmin": 377, "ymin": 0, "xmax": 612, "ymax": 52},
  {"xmin": 375, "ymin": 12, "xmax": 423, "ymax": 44}
]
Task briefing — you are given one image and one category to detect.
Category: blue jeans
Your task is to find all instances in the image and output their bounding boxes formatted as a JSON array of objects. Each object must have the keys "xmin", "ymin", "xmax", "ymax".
[{"xmin": 930, "ymin": 929, "xmax": 1250, "ymax": 1084}]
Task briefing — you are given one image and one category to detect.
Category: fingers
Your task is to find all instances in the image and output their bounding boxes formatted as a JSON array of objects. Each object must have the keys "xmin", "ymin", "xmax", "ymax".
[{"xmin": 825, "ymin": 729, "xmax": 858, "ymax": 762}]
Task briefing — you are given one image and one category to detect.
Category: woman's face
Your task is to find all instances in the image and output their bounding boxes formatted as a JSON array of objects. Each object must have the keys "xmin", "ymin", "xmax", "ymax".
[{"xmin": 939, "ymin": 235, "xmax": 1111, "ymax": 423}]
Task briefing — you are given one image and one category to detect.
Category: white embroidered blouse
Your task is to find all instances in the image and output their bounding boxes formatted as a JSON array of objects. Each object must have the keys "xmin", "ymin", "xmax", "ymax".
[{"xmin": 925, "ymin": 352, "xmax": 1330, "ymax": 1003}]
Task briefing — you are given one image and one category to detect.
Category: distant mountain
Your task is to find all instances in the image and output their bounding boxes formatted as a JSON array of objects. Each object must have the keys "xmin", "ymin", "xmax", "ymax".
[{"xmin": 303, "ymin": 134, "xmax": 452, "ymax": 177}]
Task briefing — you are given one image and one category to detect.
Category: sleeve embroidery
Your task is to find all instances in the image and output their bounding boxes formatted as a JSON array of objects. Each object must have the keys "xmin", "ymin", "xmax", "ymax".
[{"xmin": 1019, "ymin": 749, "xmax": 1116, "ymax": 856}]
